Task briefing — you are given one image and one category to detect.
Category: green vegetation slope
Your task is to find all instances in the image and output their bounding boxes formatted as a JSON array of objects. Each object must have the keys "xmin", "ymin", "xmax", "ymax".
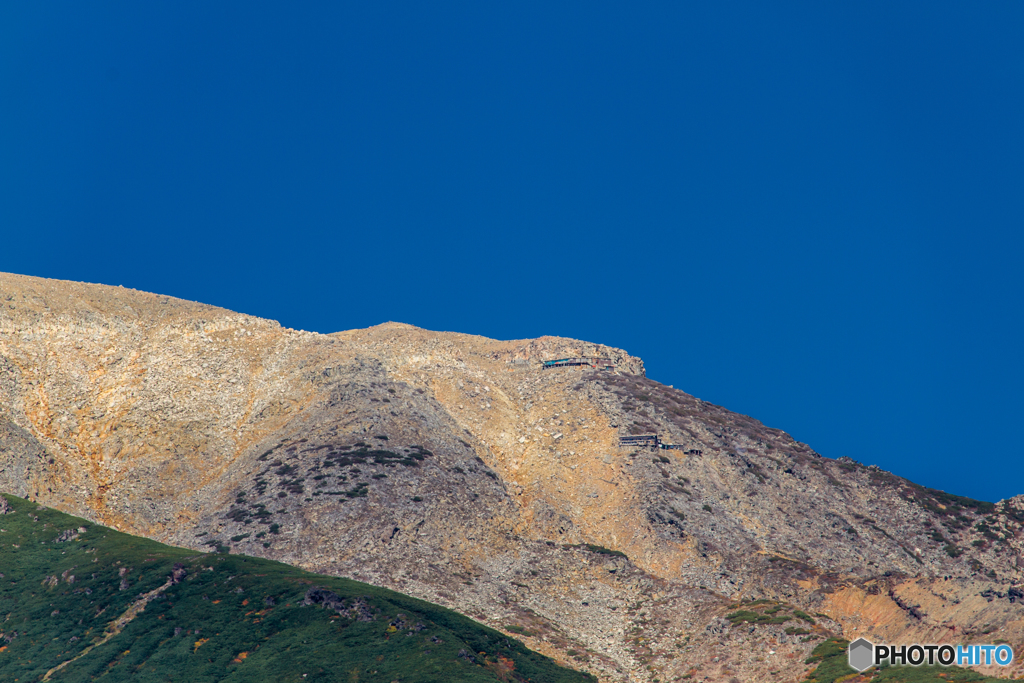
[
  {"xmin": 805, "ymin": 638, "xmax": 1005, "ymax": 683},
  {"xmin": 0, "ymin": 493, "xmax": 593, "ymax": 683}
]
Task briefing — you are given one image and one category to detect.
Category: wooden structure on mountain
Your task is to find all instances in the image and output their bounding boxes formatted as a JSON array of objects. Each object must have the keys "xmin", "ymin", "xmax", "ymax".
[
  {"xmin": 541, "ymin": 357, "xmax": 615, "ymax": 370},
  {"xmin": 617, "ymin": 434, "xmax": 700, "ymax": 454}
]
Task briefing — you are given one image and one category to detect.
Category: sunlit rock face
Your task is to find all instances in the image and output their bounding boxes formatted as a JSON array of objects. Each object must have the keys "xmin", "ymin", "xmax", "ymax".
[{"xmin": 3, "ymin": 271, "xmax": 1023, "ymax": 682}]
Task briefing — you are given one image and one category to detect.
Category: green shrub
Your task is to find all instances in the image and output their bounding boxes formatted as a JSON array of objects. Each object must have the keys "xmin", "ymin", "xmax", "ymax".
[
  {"xmin": 793, "ymin": 610, "xmax": 816, "ymax": 624},
  {"xmin": 725, "ymin": 610, "xmax": 790, "ymax": 626},
  {"xmin": 804, "ymin": 639, "xmax": 855, "ymax": 682}
]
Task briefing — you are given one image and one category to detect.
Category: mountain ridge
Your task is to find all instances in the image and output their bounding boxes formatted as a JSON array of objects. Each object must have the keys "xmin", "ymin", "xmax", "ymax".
[{"xmin": 2, "ymin": 271, "xmax": 1023, "ymax": 682}]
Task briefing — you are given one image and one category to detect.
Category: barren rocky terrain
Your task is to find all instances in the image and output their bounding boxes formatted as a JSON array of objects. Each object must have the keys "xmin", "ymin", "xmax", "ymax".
[{"xmin": 3, "ymin": 271, "xmax": 1024, "ymax": 682}]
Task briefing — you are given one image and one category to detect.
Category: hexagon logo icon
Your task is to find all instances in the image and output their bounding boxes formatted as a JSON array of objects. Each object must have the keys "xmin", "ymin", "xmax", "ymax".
[{"xmin": 848, "ymin": 637, "xmax": 874, "ymax": 672}]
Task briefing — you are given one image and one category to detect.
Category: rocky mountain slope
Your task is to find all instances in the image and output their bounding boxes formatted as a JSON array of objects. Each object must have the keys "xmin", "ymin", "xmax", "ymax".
[{"xmin": 2, "ymin": 271, "xmax": 1024, "ymax": 682}]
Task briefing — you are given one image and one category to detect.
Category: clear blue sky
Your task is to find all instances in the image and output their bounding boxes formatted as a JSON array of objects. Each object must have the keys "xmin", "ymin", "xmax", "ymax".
[{"xmin": 2, "ymin": 3, "xmax": 1022, "ymax": 502}]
